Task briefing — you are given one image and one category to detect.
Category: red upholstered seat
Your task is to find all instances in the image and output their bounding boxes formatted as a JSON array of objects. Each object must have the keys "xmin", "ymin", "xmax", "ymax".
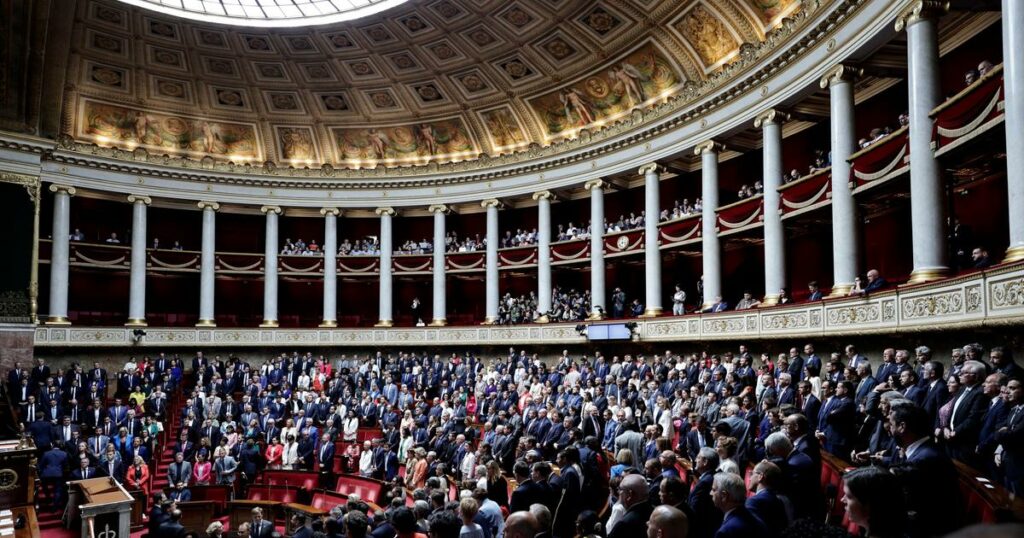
[
  {"xmin": 263, "ymin": 470, "xmax": 319, "ymax": 491},
  {"xmin": 335, "ymin": 475, "xmax": 384, "ymax": 504}
]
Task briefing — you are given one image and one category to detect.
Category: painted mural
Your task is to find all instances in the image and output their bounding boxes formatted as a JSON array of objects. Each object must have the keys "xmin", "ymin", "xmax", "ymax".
[
  {"xmin": 277, "ymin": 127, "xmax": 318, "ymax": 162},
  {"xmin": 527, "ymin": 43, "xmax": 680, "ymax": 138},
  {"xmin": 331, "ymin": 119, "xmax": 476, "ymax": 164},
  {"xmin": 78, "ymin": 99, "xmax": 260, "ymax": 159},
  {"xmin": 480, "ymin": 107, "xmax": 528, "ymax": 151},
  {"xmin": 746, "ymin": 0, "xmax": 801, "ymax": 26},
  {"xmin": 675, "ymin": 4, "xmax": 740, "ymax": 69}
]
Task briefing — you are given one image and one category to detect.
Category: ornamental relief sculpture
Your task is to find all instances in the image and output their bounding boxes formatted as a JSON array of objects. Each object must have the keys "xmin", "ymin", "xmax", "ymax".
[
  {"xmin": 826, "ymin": 304, "xmax": 880, "ymax": 326},
  {"xmin": 900, "ymin": 291, "xmax": 964, "ymax": 319},
  {"xmin": 990, "ymin": 277, "xmax": 1024, "ymax": 309}
]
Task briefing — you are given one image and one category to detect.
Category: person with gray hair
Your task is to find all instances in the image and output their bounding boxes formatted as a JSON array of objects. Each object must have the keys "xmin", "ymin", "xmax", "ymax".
[
  {"xmin": 503, "ymin": 512, "xmax": 538, "ymax": 538},
  {"xmin": 944, "ymin": 359, "xmax": 991, "ymax": 464},
  {"xmin": 646, "ymin": 505, "xmax": 689, "ymax": 538},
  {"xmin": 711, "ymin": 472, "xmax": 768, "ymax": 536},
  {"xmin": 765, "ymin": 430, "xmax": 820, "ymax": 520},
  {"xmin": 608, "ymin": 474, "xmax": 653, "ymax": 538},
  {"xmin": 529, "ymin": 504, "xmax": 552, "ymax": 536},
  {"xmin": 687, "ymin": 447, "xmax": 721, "ymax": 538}
]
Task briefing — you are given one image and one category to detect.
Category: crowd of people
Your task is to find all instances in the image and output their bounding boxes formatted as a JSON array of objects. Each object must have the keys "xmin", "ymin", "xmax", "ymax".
[{"xmin": 13, "ymin": 340, "xmax": 1023, "ymax": 538}]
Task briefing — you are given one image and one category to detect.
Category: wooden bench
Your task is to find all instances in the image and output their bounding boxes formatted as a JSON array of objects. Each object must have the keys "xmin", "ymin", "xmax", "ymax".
[{"xmin": 177, "ymin": 500, "xmax": 218, "ymax": 533}]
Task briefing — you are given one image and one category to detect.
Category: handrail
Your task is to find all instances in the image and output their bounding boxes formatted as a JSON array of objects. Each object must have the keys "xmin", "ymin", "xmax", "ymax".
[
  {"xmin": 930, "ymin": 63, "xmax": 1004, "ymax": 117},
  {"xmin": 847, "ymin": 125, "xmax": 908, "ymax": 162},
  {"xmin": 777, "ymin": 167, "xmax": 831, "ymax": 193},
  {"xmin": 716, "ymin": 193, "xmax": 764, "ymax": 213}
]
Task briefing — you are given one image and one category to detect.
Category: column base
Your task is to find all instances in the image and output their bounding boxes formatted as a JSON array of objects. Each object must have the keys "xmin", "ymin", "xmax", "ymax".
[
  {"xmin": 534, "ymin": 315, "xmax": 550, "ymax": 324},
  {"xmin": 374, "ymin": 319, "xmax": 393, "ymax": 327},
  {"xmin": 45, "ymin": 316, "xmax": 71, "ymax": 326},
  {"xmin": 259, "ymin": 320, "xmax": 279, "ymax": 328},
  {"xmin": 195, "ymin": 319, "xmax": 216, "ymax": 327},
  {"xmin": 480, "ymin": 317, "xmax": 497, "ymax": 325},
  {"xmin": 428, "ymin": 318, "xmax": 447, "ymax": 327},
  {"xmin": 586, "ymin": 312, "xmax": 604, "ymax": 321},
  {"xmin": 125, "ymin": 318, "xmax": 148, "ymax": 327},
  {"xmin": 1004, "ymin": 245, "xmax": 1024, "ymax": 264},
  {"xmin": 319, "ymin": 320, "xmax": 338, "ymax": 328},
  {"xmin": 640, "ymin": 307, "xmax": 662, "ymax": 318},
  {"xmin": 908, "ymin": 267, "xmax": 949, "ymax": 284},
  {"xmin": 828, "ymin": 284, "xmax": 853, "ymax": 298},
  {"xmin": 761, "ymin": 294, "xmax": 782, "ymax": 307}
]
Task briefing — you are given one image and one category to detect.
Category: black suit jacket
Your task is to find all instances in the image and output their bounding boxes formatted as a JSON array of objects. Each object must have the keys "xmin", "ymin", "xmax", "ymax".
[
  {"xmin": 607, "ymin": 501, "xmax": 653, "ymax": 538},
  {"xmin": 509, "ymin": 480, "xmax": 545, "ymax": 514},
  {"xmin": 687, "ymin": 472, "xmax": 722, "ymax": 538},
  {"xmin": 893, "ymin": 439, "xmax": 963, "ymax": 536},
  {"xmin": 158, "ymin": 521, "xmax": 186, "ymax": 538},
  {"xmin": 949, "ymin": 386, "xmax": 989, "ymax": 449}
]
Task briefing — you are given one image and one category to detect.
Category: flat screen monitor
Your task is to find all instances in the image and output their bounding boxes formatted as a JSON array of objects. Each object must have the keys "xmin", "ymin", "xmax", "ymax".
[{"xmin": 586, "ymin": 323, "xmax": 632, "ymax": 340}]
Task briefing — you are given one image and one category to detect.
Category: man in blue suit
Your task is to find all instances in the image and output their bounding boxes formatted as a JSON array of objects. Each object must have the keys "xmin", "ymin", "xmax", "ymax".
[
  {"xmin": 767, "ymin": 430, "xmax": 820, "ymax": 520},
  {"xmin": 920, "ymin": 360, "xmax": 949, "ymax": 426},
  {"xmin": 711, "ymin": 472, "xmax": 768, "ymax": 538},
  {"xmin": 745, "ymin": 461, "xmax": 788, "ymax": 537},
  {"xmin": 797, "ymin": 381, "xmax": 821, "ymax": 426},
  {"xmin": 39, "ymin": 442, "xmax": 69, "ymax": 510},
  {"xmin": 899, "ymin": 370, "xmax": 925, "ymax": 406},
  {"xmin": 703, "ymin": 296, "xmax": 729, "ymax": 313},
  {"xmin": 688, "ymin": 447, "xmax": 723, "ymax": 538},
  {"xmin": 816, "ymin": 380, "xmax": 855, "ymax": 457},
  {"xmin": 977, "ymin": 373, "xmax": 1010, "ymax": 474},
  {"xmin": 317, "ymin": 433, "xmax": 335, "ymax": 487}
]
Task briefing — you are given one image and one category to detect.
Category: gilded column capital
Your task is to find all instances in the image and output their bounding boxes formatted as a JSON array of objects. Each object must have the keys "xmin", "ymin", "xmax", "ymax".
[
  {"xmin": 753, "ymin": 109, "xmax": 790, "ymax": 128},
  {"xmin": 260, "ymin": 205, "xmax": 282, "ymax": 215},
  {"xmin": 48, "ymin": 184, "xmax": 76, "ymax": 196},
  {"xmin": 480, "ymin": 199, "xmax": 501, "ymax": 209},
  {"xmin": 584, "ymin": 179, "xmax": 606, "ymax": 191},
  {"xmin": 375, "ymin": 207, "xmax": 396, "ymax": 216},
  {"xmin": 320, "ymin": 207, "xmax": 341, "ymax": 217},
  {"xmin": 127, "ymin": 194, "xmax": 152, "ymax": 205},
  {"xmin": 693, "ymin": 140, "xmax": 725, "ymax": 155},
  {"xmin": 637, "ymin": 163, "xmax": 660, "ymax": 176},
  {"xmin": 428, "ymin": 204, "xmax": 449, "ymax": 214},
  {"xmin": 895, "ymin": 1, "xmax": 948, "ymax": 31},
  {"xmin": 819, "ymin": 64, "xmax": 863, "ymax": 89},
  {"xmin": 197, "ymin": 201, "xmax": 220, "ymax": 211},
  {"xmin": 532, "ymin": 190, "xmax": 555, "ymax": 201}
]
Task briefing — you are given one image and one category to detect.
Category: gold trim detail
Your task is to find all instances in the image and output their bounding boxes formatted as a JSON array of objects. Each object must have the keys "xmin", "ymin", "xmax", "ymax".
[
  {"xmin": 829, "ymin": 284, "xmax": 854, "ymax": 297},
  {"xmin": 534, "ymin": 314, "xmax": 550, "ymax": 324},
  {"xmin": 908, "ymin": 267, "xmax": 950, "ymax": 284},
  {"xmin": 127, "ymin": 195, "xmax": 152, "ymax": 205},
  {"xmin": 260, "ymin": 319, "xmax": 279, "ymax": 327},
  {"xmin": 195, "ymin": 319, "xmax": 217, "ymax": 327},
  {"xmin": 694, "ymin": 140, "xmax": 725, "ymax": 155},
  {"xmin": 754, "ymin": 109, "xmax": 790, "ymax": 128},
  {"xmin": 761, "ymin": 293, "xmax": 782, "ymax": 306},
  {"xmin": 481, "ymin": 317, "xmax": 496, "ymax": 325},
  {"xmin": 319, "ymin": 320, "xmax": 338, "ymax": 327},
  {"xmin": 532, "ymin": 191, "xmax": 554, "ymax": 201},
  {"xmin": 375, "ymin": 207, "xmax": 396, "ymax": 217},
  {"xmin": 45, "ymin": 316, "xmax": 71, "ymax": 325},
  {"xmin": 640, "ymin": 307, "xmax": 663, "ymax": 318},
  {"xmin": 1004, "ymin": 245, "xmax": 1024, "ymax": 264},
  {"xmin": 638, "ymin": 163, "xmax": 659, "ymax": 176},
  {"xmin": 260, "ymin": 206, "xmax": 282, "ymax": 215},
  {"xmin": 819, "ymin": 64, "xmax": 863, "ymax": 88},
  {"xmin": 586, "ymin": 311, "xmax": 605, "ymax": 321},
  {"xmin": 197, "ymin": 201, "xmax": 220, "ymax": 211},
  {"xmin": 481, "ymin": 199, "xmax": 501, "ymax": 209},
  {"xmin": 48, "ymin": 184, "xmax": 76, "ymax": 196},
  {"xmin": 584, "ymin": 179, "xmax": 605, "ymax": 191},
  {"xmin": 125, "ymin": 318, "xmax": 148, "ymax": 327},
  {"xmin": 374, "ymin": 319, "xmax": 394, "ymax": 327},
  {"xmin": 895, "ymin": 1, "xmax": 949, "ymax": 31},
  {"xmin": 428, "ymin": 318, "xmax": 447, "ymax": 327},
  {"xmin": 320, "ymin": 208, "xmax": 341, "ymax": 217}
]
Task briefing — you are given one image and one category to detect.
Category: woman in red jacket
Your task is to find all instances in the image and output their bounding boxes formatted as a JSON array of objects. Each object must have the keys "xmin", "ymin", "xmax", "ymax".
[
  {"xmin": 264, "ymin": 437, "xmax": 284, "ymax": 469},
  {"xmin": 125, "ymin": 455, "xmax": 150, "ymax": 497}
]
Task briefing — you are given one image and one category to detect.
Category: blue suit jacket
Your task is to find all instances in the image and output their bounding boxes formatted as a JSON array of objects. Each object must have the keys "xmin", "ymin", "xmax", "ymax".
[
  {"xmin": 745, "ymin": 489, "xmax": 787, "ymax": 536},
  {"xmin": 689, "ymin": 472, "xmax": 723, "ymax": 538},
  {"xmin": 714, "ymin": 506, "xmax": 769, "ymax": 538},
  {"xmin": 978, "ymin": 399, "xmax": 1009, "ymax": 455}
]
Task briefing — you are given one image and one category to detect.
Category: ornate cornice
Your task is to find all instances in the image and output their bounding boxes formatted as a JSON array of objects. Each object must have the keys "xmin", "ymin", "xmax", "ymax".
[
  {"xmin": 260, "ymin": 205, "xmax": 282, "ymax": 215},
  {"xmin": 33, "ymin": 0, "xmax": 870, "ymax": 190},
  {"xmin": 532, "ymin": 190, "xmax": 555, "ymax": 201},
  {"xmin": 638, "ymin": 163, "xmax": 660, "ymax": 176},
  {"xmin": 694, "ymin": 140, "xmax": 725, "ymax": 155},
  {"xmin": 819, "ymin": 64, "xmax": 863, "ymax": 89},
  {"xmin": 753, "ymin": 109, "xmax": 791, "ymax": 128},
  {"xmin": 127, "ymin": 194, "xmax": 152, "ymax": 205},
  {"xmin": 584, "ymin": 179, "xmax": 606, "ymax": 191},
  {"xmin": 197, "ymin": 201, "xmax": 220, "ymax": 211},
  {"xmin": 895, "ymin": 1, "xmax": 949, "ymax": 32}
]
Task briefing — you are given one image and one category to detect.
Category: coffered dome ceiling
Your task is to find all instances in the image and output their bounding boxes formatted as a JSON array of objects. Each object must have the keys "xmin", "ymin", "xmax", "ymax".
[{"xmin": 65, "ymin": 0, "xmax": 806, "ymax": 170}]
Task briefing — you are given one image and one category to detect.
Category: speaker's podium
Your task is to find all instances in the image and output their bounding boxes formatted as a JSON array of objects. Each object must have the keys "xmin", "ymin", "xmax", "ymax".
[{"xmin": 67, "ymin": 478, "xmax": 135, "ymax": 538}]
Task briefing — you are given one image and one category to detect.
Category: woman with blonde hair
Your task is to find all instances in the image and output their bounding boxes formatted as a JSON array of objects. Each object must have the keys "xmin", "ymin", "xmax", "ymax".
[
  {"xmin": 205, "ymin": 521, "xmax": 224, "ymax": 538},
  {"xmin": 484, "ymin": 460, "xmax": 508, "ymax": 507},
  {"xmin": 610, "ymin": 449, "xmax": 633, "ymax": 479}
]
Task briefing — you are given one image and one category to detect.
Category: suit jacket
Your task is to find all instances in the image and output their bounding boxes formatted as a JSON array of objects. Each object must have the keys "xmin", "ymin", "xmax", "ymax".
[
  {"xmin": 688, "ymin": 472, "xmax": 723, "ymax": 538},
  {"xmin": 745, "ymin": 489, "xmax": 787, "ymax": 536},
  {"xmin": 893, "ymin": 439, "xmax": 963, "ymax": 537},
  {"xmin": 801, "ymin": 395, "xmax": 821, "ymax": 426},
  {"xmin": 509, "ymin": 479, "xmax": 546, "ymax": 514},
  {"xmin": 995, "ymin": 404, "xmax": 1024, "ymax": 489},
  {"xmin": 607, "ymin": 501, "xmax": 653, "ymax": 538},
  {"xmin": 39, "ymin": 449, "xmax": 68, "ymax": 478},
  {"xmin": 781, "ymin": 450, "xmax": 820, "ymax": 520},
  {"xmin": 949, "ymin": 385, "xmax": 989, "ymax": 449},
  {"xmin": 157, "ymin": 521, "xmax": 186, "ymax": 538},
  {"xmin": 168, "ymin": 460, "xmax": 193, "ymax": 485},
  {"xmin": 922, "ymin": 380, "xmax": 950, "ymax": 426},
  {"xmin": 714, "ymin": 506, "xmax": 769, "ymax": 538},
  {"xmin": 72, "ymin": 466, "xmax": 97, "ymax": 481},
  {"xmin": 685, "ymin": 429, "xmax": 714, "ymax": 462}
]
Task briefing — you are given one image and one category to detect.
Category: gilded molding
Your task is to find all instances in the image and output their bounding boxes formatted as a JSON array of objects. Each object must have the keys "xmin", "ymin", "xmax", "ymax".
[
  {"xmin": 819, "ymin": 64, "xmax": 863, "ymax": 88},
  {"xmin": 481, "ymin": 199, "xmax": 501, "ymax": 209},
  {"xmin": 320, "ymin": 207, "xmax": 341, "ymax": 217},
  {"xmin": 127, "ymin": 194, "xmax": 152, "ymax": 205},
  {"xmin": 532, "ymin": 191, "xmax": 555, "ymax": 201},
  {"xmin": 428, "ymin": 204, "xmax": 449, "ymax": 214},
  {"xmin": 753, "ymin": 109, "xmax": 790, "ymax": 128},
  {"xmin": 894, "ymin": 1, "xmax": 949, "ymax": 32},
  {"xmin": 260, "ymin": 205, "xmax": 282, "ymax": 215},
  {"xmin": 48, "ymin": 184, "xmax": 76, "ymax": 195},
  {"xmin": 693, "ymin": 140, "xmax": 725, "ymax": 155},
  {"xmin": 197, "ymin": 201, "xmax": 220, "ymax": 211},
  {"xmin": 375, "ymin": 207, "xmax": 396, "ymax": 217},
  {"xmin": 638, "ymin": 163, "xmax": 659, "ymax": 176},
  {"xmin": 584, "ymin": 179, "xmax": 606, "ymax": 191}
]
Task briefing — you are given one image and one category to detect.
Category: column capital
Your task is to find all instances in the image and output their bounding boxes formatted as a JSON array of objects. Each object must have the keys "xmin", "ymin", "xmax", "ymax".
[
  {"xmin": 895, "ymin": 1, "xmax": 948, "ymax": 32},
  {"xmin": 48, "ymin": 184, "xmax": 76, "ymax": 196},
  {"xmin": 637, "ymin": 163, "xmax": 661, "ymax": 176},
  {"xmin": 127, "ymin": 194, "xmax": 152, "ymax": 205},
  {"xmin": 753, "ymin": 109, "xmax": 790, "ymax": 128},
  {"xmin": 320, "ymin": 207, "xmax": 341, "ymax": 217},
  {"xmin": 693, "ymin": 140, "xmax": 725, "ymax": 156},
  {"xmin": 532, "ymin": 190, "xmax": 555, "ymax": 201},
  {"xmin": 819, "ymin": 64, "xmax": 863, "ymax": 89},
  {"xmin": 197, "ymin": 201, "xmax": 220, "ymax": 211},
  {"xmin": 375, "ymin": 206, "xmax": 396, "ymax": 216},
  {"xmin": 261, "ymin": 205, "xmax": 282, "ymax": 215},
  {"xmin": 481, "ymin": 199, "xmax": 502, "ymax": 209},
  {"xmin": 583, "ymin": 179, "xmax": 606, "ymax": 191},
  {"xmin": 428, "ymin": 204, "xmax": 450, "ymax": 214}
]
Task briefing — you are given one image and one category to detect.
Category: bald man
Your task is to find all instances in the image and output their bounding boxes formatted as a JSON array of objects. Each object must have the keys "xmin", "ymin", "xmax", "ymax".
[
  {"xmin": 608, "ymin": 474, "xmax": 654, "ymax": 538},
  {"xmin": 647, "ymin": 505, "xmax": 688, "ymax": 538},
  {"xmin": 504, "ymin": 511, "xmax": 539, "ymax": 538}
]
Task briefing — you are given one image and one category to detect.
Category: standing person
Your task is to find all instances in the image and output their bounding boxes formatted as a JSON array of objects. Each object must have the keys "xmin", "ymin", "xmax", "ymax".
[
  {"xmin": 710, "ymin": 473, "xmax": 768, "ymax": 537},
  {"xmin": 214, "ymin": 448, "xmax": 239, "ymax": 497},
  {"xmin": 459, "ymin": 498, "xmax": 485, "ymax": 538},
  {"xmin": 671, "ymin": 285, "xmax": 686, "ymax": 316},
  {"xmin": 607, "ymin": 474, "xmax": 653, "ymax": 538},
  {"xmin": 125, "ymin": 455, "xmax": 151, "ymax": 497},
  {"xmin": 842, "ymin": 467, "xmax": 907, "ymax": 538},
  {"xmin": 39, "ymin": 442, "xmax": 68, "ymax": 511}
]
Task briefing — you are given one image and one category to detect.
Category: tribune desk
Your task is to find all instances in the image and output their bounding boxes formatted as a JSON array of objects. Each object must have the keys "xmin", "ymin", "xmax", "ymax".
[{"xmin": 67, "ymin": 478, "xmax": 134, "ymax": 538}]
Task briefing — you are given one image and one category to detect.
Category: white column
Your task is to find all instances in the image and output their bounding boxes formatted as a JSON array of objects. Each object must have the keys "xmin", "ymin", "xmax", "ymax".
[
  {"xmin": 320, "ymin": 208, "xmax": 340, "ymax": 327},
  {"xmin": 585, "ymin": 180, "xmax": 606, "ymax": 319},
  {"xmin": 533, "ymin": 191, "xmax": 554, "ymax": 323},
  {"xmin": 196, "ymin": 201, "xmax": 219, "ymax": 327},
  {"xmin": 260, "ymin": 205, "xmax": 281, "ymax": 327},
  {"xmin": 899, "ymin": 2, "xmax": 950, "ymax": 283},
  {"xmin": 376, "ymin": 207, "xmax": 395, "ymax": 327},
  {"xmin": 1004, "ymin": 0, "xmax": 1024, "ymax": 262},
  {"xmin": 482, "ymin": 199, "xmax": 500, "ymax": 324},
  {"xmin": 696, "ymin": 141, "xmax": 723, "ymax": 308},
  {"xmin": 46, "ymin": 184, "xmax": 75, "ymax": 325},
  {"xmin": 640, "ymin": 164, "xmax": 663, "ymax": 316},
  {"xmin": 756, "ymin": 109, "xmax": 789, "ymax": 305},
  {"xmin": 820, "ymin": 65, "xmax": 862, "ymax": 296},
  {"xmin": 126, "ymin": 195, "xmax": 151, "ymax": 326},
  {"xmin": 429, "ymin": 204, "xmax": 448, "ymax": 326}
]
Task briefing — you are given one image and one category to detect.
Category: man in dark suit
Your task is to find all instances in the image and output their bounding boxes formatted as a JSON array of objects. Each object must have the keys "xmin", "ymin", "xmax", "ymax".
[
  {"xmin": 889, "ymin": 403, "xmax": 963, "ymax": 537},
  {"xmin": 943, "ymin": 360, "xmax": 990, "ymax": 465},
  {"xmin": 899, "ymin": 370, "xmax": 925, "ymax": 406},
  {"xmin": 607, "ymin": 474, "xmax": 653, "ymax": 538},
  {"xmin": 250, "ymin": 507, "xmax": 274, "ymax": 538},
  {"xmin": 995, "ymin": 379, "xmax": 1024, "ymax": 494},
  {"xmin": 685, "ymin": 415, "xmax": 714, "ymax": 463},
  {"xmin": 71, "ymin": 455, "xmax": 96, "ymax": 481},
  {"xmin": 316, "ymin": 433, "xmax": 335, "ymax": 487},
  {"xmin": 921, "ymin": 360, "xmax": 949, "ymax": 426},
  {"xmin": 816, "ymin": 380, "xmax": 856, "ymax": 457},
  {"xmin": 977, "ymin": 373, "xmax": 1010, "ymax": 474},
  {"xmin": 711, "ymin": 472, "xmax": 768, "ymax": 538},
  {"xmin": 291, "ymin": 514, "xmax": 313, "ymax": 538},
  {"xmin": 766, "ymin": 431, "xmax": 819, "ymax": 521},
  {"xmin": 688, "ymin": 448, "xmax": 723, "ymax": 538},
  {"xmin": 745, "ymin": 460, "xmax": 788, "ymax": 537},
  {"xmin": 39, "ymin": 442, "xmax": 68, "ymax": 510},
  {"xmin": 31, "ymin": 358, "xmax": 51, "ymax": 387},
  {"xmin": 509, "ymin": 461, "xmax": 545, "ymax": 514},
  {"xmin": 797, "ymin": 382, "xmax": 821, "ymax": 426},
  {"xmin": 157, "ymin": 510, "xmax": 186, "ymax": 538}
]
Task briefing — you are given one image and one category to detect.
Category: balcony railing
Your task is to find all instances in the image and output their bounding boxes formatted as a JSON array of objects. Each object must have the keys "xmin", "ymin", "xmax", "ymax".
[
  {"xmin": 849, "ymin": 125, "xmax": 909, "ymax": 192},
  {"xmin": 931, "ymin": 63, "xmax": 1005, "ymax": 156}
]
